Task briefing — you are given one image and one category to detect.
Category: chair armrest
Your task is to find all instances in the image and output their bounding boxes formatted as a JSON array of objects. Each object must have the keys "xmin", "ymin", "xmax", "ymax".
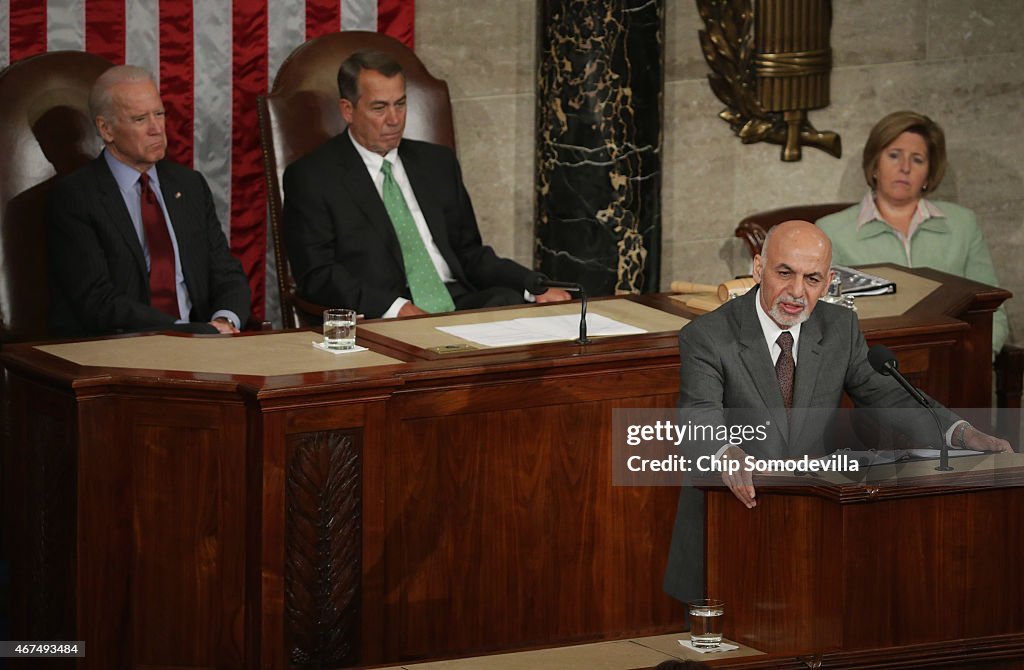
[
  {"xmin": 289, "ymin": 290, "xmax": 332, "ymax": 328},
  {"xmin": 244, "ymin": 317, "xmax": 274, "ymax": 331},
  {"xmin": 734, "ymin": 221, "xmax": 768, "ymax": 259}
]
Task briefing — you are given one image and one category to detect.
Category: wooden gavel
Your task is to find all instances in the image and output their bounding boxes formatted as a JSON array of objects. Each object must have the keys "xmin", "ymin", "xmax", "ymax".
[
  {"xmin": 671, "ymin": 278, "xmax": 757, "ymax": 302},
  {"xmin": 669, "ymin": 281, "xmax": 717, "ymax": 294}
]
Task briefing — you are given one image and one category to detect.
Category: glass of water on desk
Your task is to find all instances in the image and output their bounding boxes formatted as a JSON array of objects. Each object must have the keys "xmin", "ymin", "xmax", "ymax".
[
  {"xmin": 688, "ymin": 598, "xmax": 725, "ymax": 649},
  {"xmin": 323, "ymin": 308, "xmax": 357, "ymax": 350}
]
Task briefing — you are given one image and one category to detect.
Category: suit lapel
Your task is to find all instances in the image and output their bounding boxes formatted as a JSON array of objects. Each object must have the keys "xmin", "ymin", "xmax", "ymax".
[
  {"xmin": 336, "ymin": 135, "xmax": 405, "ymax": 271},
  {"xmin": 94, "ymin": 157, "xmax": 147, "ymax": 279},
  {"xmin": 789, "ymin": 309, "xmax": 824, "ymax": 449},
  {"xmin": 735, "ymin": 288, "xmax": 790, "ymax": 443}
]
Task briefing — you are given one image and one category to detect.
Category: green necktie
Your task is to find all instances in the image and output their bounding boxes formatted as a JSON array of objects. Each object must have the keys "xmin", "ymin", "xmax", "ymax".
[{"xmin": 380, "ymin": 160, "xmax": 456, "ymax": 313}]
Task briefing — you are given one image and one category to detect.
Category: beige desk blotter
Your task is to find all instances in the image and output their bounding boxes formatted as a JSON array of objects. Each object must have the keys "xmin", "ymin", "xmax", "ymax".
[
  {"xmin": 361, "ymin": 298, "xmax": 690, "ymax": 350},
  {"xmin": 670, "ymin": 267, "xmax": 940, "ymax": 320},
  {"xmin": 36, "ymin": 331, "xmax": 403, "ymax": 376},
  {"xmin": 851, "ymin": 266, "xmax": 940, "ymax": 320}
]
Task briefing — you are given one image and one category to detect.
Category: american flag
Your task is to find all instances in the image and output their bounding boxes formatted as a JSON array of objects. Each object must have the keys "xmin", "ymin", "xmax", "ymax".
[{"xmin": 0, "ymin": 0, "xmax": 415, "ymax": 322}]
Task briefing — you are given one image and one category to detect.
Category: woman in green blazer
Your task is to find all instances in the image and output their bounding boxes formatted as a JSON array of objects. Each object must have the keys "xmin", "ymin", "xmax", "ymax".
[{"xmin": 817, "ymin": 110, "xmax": 1008, "ymax": 355}]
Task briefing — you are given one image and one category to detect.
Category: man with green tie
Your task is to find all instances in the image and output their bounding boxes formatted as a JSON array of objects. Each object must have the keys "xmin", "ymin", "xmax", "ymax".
[{"xmin": 282, "ymin": 50, "xmax": 570, "ymax": 318}]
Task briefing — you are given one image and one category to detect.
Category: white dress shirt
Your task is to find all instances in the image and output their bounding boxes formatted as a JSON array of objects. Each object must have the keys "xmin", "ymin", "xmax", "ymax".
[
  {"xmin": 348, "ymin": 131, "xmax": 455, "ymax": 318},
  {"xmin": 753, "ymin": 288, "xmax": 802, "ymax": 366}
]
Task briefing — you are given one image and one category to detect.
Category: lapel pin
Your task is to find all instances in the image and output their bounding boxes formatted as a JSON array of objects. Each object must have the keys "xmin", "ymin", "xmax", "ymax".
[{"xmin": 175, "ymin": 192, "xmax": 182, "ymax": 199}]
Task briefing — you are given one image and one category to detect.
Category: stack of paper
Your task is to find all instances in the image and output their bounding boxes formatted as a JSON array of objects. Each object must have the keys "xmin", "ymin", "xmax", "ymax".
[{"xmin": 437, "ymin": 314, "xmax": 645, "ymax": 347}]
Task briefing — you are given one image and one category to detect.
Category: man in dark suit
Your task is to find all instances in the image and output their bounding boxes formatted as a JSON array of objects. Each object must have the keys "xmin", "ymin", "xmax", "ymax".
[
  {"xmin": 282, "ymin": 50, "xmax": 570, "ymax": 319},
  {"xmin": 663, "ymin": 220, "xmax": 1011, "ymax": 603},
  {"xmin": 48, "ymin": 65, "xmax": 251, "ymax": 337}
]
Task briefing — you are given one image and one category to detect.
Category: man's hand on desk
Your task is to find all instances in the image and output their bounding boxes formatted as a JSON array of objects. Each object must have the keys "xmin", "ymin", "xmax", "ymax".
[
  {"xmin": 398, "ymin": 303, "xmax": 428, "ymax": 317},
  {"xmin": 962, "ymin": 425, "xmax": 1013, "ymax": 453},
  {"xmin": 535, "ymin": 288, "xmax": 572, "ymax": 303},
  {"xmin": 721, "ymin": 446, "xmax": 759, "ymax": 509},
  {"xmin": 210, "ymin": 317, "xmax": 239, "ymax": 334}
]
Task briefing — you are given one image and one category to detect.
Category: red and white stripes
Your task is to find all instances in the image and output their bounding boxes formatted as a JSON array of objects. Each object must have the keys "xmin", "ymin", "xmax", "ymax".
[{"xmin": 1, "ymin": 0, "xmax": 414, "ymax": 320}]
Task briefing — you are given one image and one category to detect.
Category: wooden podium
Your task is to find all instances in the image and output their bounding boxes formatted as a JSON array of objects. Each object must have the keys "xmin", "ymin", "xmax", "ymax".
[
  {"xmin": 0, "ymin": 267, "xmax": 1013, "ymax": 668},
  {"xmin": 702, "ymin": 455, "xmax": 1024, "ymax": 666}
]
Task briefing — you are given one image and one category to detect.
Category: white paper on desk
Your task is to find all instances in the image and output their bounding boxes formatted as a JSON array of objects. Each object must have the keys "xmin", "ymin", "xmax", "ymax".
[{"xmin": 436, "ymin": 314, "xmax": 646, "ymax": 347}]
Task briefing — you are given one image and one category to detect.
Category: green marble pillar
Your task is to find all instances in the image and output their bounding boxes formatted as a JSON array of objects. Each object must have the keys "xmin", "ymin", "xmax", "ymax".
[{"xmin": 535, "ymin": 0, "xmax": 664, "ymax": 295}]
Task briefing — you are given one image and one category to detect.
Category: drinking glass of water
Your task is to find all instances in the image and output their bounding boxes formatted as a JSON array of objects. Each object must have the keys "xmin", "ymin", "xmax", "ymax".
[
  {"xmin": 323, "ymin": 308, "xmax": 357, "ymax": 350},
  {"xmin": 687, "ymin": 598, "xmax": 724, "ymax": 649}
]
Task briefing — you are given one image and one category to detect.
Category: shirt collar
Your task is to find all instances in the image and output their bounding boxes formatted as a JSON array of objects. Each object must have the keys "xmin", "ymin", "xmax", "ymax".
[
  {"xmin": 753, "ymin": 286, "xmax": 801, "ymax": 363},
  {"xmin": 855, "ymin": 191, "xmax": 948, "ymax": 237},
  {"xmin": 348, "ymin": 128, "xmax": 399, "ymax": 175},
  {"xmin": 103, "ymin": 149, "xmax": 159, "ymax": 193}
]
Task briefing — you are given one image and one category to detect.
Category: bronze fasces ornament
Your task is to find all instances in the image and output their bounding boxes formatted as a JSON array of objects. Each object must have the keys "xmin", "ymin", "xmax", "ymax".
[{"xmin": 697, "ymin": 0, "xmax": 841, "ymax": 161}]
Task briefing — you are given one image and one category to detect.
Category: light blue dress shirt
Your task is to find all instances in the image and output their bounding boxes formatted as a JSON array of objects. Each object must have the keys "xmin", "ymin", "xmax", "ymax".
[{"xmin": 103, "ymin": 151, "xmax": 239, "ymax": 328}]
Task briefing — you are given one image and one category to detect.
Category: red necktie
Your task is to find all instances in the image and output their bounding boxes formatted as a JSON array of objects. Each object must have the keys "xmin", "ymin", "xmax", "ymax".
[
  {"xmin": 776, "ymin": 331, "xmax": 795, "ymax": 411},
  {"xmin": 138, "ymin": 173, "xmax": 178, "ymax": 317}
]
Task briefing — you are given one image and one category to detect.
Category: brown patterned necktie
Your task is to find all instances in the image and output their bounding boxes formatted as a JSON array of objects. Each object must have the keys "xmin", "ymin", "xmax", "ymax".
[
  {"xmin": 776, "ymin": 331, "xmax": 795, "ymax": 410},
  {"xmin": 138, "ymin": 173, "xmax": 178, "ymax": 317}
]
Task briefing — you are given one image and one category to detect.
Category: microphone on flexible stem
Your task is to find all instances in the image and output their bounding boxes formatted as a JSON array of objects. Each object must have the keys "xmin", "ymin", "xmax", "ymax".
[
  {"xmin": 524, "ymin": 272, "xmax": 591, "ymax": 344},
  {"xmin": 868, "ymin": 345, "xmax": 952, "ymax": 471}
]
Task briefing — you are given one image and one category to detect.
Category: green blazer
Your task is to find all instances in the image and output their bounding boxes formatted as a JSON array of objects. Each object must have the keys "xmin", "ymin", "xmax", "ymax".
[{"xmin": 817, "ymin": 197, "xmax": 1008, "ymax": 354}]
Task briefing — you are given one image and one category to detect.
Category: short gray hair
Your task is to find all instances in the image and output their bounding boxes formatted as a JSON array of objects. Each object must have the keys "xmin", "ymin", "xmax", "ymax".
[
  {"xmin": 760, "ymin": 225, "xmax": 776, "ymax": 258},
  {"xmin": 89, "ymin": 65, "xmax": 157, "ymax": 121},
  {"xmin": 337, "ymin": 50, "xmax": 404, "ymax": 104}
]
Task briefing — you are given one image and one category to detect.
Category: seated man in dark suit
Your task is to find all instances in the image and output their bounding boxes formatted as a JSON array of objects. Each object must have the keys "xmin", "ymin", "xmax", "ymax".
[
  {"xmin": 282, "ymin": 50, "xmax": 570, "ymax": 319},
  {"xmin": 48, "ymin": 65, "xmax": 251, "ymax": 337},
  {"xmin": 663, "ymin": 220, "xmax": 1011, "ymax": 603}
]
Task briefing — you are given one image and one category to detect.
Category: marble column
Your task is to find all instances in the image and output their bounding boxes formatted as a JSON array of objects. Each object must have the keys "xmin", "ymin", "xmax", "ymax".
[{"xmin": 535, "ymin": 0, "xmax": 664, "ymax": 295}]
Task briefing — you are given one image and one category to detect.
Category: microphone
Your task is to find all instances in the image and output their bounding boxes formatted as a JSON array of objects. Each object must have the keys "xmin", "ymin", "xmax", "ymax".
[
  {"xmin": 523, "ymin": 272, "xmax": 591, "ymax": 344},
  {"xmin": 868, "ymin": 345, "xmax": 929, "ymax": 407},
  {"xmin": 867, "ymin": 345, "xmax": 952, "ymax": 471},
  {"xmin": 524, "ymin": 271, "xmax": 580, "ymax": 295}
]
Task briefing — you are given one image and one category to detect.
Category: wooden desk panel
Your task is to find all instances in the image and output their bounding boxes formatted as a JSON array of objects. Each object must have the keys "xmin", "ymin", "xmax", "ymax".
[
  {"xmin": 703, "ymin": 458, "xmax": 1024, "ymax": 663},
  {"xmin": 0, "ymin": 271, "xmax": 1010, "ymax": 669},
  {"xmin": 374, "ymin": 375, "xmax": 682, "ymax": 660},
  {"xmin": 6, "ymin": 373, "xmax": 249, "ymax": 669}
]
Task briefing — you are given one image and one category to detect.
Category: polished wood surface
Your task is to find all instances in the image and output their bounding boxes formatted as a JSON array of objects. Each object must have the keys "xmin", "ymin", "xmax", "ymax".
[
  {"xmin": 702, "ymin": 462, "xmax": 1024, "ymax": 667},
  {"xmin": 2, "ymin": 306, "xmax": 686, "ymax": 668},
  {"xmin": 852, "ymin": 264, "xmax": 1009, "ymax": 409},
  {"xmin": 0, "ymin": 268, "xmax": 1011, "ymax": 668},
  {"xmin": 700, "ymin": 635, "xmax": 1024, "ymax": 669}
]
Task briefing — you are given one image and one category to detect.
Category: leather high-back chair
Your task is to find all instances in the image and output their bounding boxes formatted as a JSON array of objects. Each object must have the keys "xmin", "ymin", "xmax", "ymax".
[
  {"xmin": 258, "ymin": 30, "xmax": 455, "ymax": 327},
  {"xmin": 734, "ymin": 202, "xmax": 853, "ymax": 258},
  {"xmin": 0, "ymin": 51, "xmax": 112, "ymax": 344}
]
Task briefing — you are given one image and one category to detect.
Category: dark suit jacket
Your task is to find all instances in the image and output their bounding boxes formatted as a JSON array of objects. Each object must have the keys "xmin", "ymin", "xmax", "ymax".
[
  {"xmin": 663, "ymin": 287, "xmax": 957, "ymax": 603},
  {"xmin": 47, "ymin": 155, "xmax": 251, "ymax": 336},
  {"xmin": 281, "ymin": 133, "xmax": 531, "ymax": 318}
]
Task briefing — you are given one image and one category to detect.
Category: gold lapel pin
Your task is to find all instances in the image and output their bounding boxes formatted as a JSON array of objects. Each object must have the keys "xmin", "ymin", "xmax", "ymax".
[{"xmin": 175, "ymin": 192, "xmax": 182, "ymax": 199}]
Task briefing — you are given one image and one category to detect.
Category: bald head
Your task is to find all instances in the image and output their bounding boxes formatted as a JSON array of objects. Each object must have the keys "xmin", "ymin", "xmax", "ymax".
[
  {"xmin": 753, "ymin": 220, "xmax": 833, "ymax": 328},
  {"xmin": 761, "ymin": 220, "xmax": 832, "ymax": 265}
]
